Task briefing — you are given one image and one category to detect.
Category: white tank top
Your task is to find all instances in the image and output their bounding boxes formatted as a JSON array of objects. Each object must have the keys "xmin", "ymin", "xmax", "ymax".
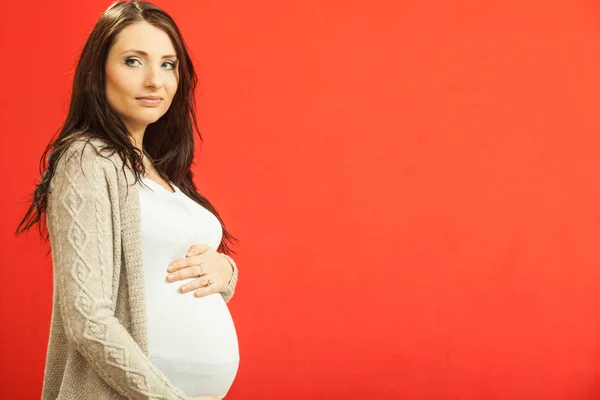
[{"xmin": 137, "ymin": 175, "xmax": 239, "ymax": 398}]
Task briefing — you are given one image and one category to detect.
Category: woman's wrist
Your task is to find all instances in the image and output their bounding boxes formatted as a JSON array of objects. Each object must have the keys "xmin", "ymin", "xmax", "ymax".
[{"xmin": 220, "ymin": 253, "xmax": 236, "ymax": 285}]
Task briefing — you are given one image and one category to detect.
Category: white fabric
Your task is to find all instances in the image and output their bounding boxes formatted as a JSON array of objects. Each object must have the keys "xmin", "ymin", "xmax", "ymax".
[{"xmin": 138, "ymin": 175, "xmax": 239, "ymax": 398}]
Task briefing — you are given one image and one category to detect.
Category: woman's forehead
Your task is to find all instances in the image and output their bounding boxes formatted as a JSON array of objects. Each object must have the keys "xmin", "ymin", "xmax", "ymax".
[{"xmin": 111, "ymin": 22, "xmax": 176, "ymax": 56}]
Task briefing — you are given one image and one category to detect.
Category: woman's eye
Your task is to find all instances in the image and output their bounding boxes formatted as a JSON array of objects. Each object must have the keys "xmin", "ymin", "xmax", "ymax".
[
  {"xmin": 163, "ymin": 61, "xmax": 176, "ymax": 70},
  {"xmin": 125, "ymin": 58, "xmax": 142, "ymax": 67}
]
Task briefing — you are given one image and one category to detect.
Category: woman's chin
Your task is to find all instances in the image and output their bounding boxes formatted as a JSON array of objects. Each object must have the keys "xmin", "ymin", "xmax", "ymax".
[{"xmin": 134, "ymin": 112, "xmax": 166, "ymax": 126}]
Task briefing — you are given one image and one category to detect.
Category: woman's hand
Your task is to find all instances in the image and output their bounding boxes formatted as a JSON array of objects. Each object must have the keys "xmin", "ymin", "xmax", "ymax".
[{"xmin": 166, "ymin": 244, "xmax": 234, "ymax": 298}]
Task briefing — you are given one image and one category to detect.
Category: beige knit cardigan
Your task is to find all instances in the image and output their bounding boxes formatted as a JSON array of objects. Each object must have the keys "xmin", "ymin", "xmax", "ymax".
[{"xmin": 41, "ymin": 138, "xmax": 238, "ymax": 400}]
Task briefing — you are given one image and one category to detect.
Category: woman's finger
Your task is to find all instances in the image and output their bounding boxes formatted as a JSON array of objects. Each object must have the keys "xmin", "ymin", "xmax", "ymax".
[
  {"xmin": 185, "ymin": 243, "xmax": 210, "ymax": 257},
  {"xmin": 192, "ymin": 280, "xmax": 217, "ymax": 297},
  {"xmin": 166, "ymin": 264, "xmax": 203, "ymax": 282},
  {"xmin": 168, "ymin": 254, "xmax": 203, "ymax": 273},
  {"xmin": 179, "ymin": 276, "xmax": 212, "ymax": 294}
]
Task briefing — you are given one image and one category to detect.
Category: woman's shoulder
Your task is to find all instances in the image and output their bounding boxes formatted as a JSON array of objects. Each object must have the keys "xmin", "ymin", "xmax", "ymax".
[
  {"xmin": 53, "ymin": 136, "xmax": 132, "ymax": 190},
  {"xmin": 63, "ymin": 135, "xmax": 113, "ymax": 157},
  {"xmin": 61, "ymin": 136, "xmax": 124, "ymax": 169}
]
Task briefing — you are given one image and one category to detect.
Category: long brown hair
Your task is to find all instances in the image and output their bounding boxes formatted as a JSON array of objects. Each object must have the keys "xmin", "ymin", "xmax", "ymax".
[{"xmin": 15, "ymin": 0, "xmax": 238, "ymax": 255}]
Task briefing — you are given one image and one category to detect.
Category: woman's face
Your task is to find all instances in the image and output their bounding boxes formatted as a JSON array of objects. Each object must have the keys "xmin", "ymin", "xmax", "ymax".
[{"xmin": 105, "ymin": 21, "xmax": 179, "ymax": 132}]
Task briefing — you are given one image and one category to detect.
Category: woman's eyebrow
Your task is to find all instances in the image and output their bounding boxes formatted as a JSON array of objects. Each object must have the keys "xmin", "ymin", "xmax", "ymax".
[{"xmin": 121, "ymin": 49, "xmax": 177, "ymax": 58}]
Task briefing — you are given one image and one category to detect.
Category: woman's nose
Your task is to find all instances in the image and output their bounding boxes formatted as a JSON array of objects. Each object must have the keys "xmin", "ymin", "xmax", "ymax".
[{"xmin": 144, "ymin": 65, "xmax": 163, "ymax": 88}]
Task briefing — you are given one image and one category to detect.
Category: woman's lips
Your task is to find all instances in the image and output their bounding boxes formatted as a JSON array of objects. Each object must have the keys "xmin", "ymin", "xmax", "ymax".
[{"xmin": 136, "ymin": 97, "xmax": 163, "ymax": 106}]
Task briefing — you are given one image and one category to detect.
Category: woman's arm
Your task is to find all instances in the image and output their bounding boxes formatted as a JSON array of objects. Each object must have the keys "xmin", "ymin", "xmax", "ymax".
[{"xmin": 47, "ymin": 143, "xmax": 191, "ymax": 400}]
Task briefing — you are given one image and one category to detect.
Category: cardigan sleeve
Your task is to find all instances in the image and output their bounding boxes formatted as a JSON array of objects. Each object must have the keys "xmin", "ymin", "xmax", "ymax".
[
  {"xmin": 47, "ymin": 143, "xmax": 192, "ymax": 400},
  {"xmin": 220, "ymin": 254, "xmax": 238, "ymax": 303}
]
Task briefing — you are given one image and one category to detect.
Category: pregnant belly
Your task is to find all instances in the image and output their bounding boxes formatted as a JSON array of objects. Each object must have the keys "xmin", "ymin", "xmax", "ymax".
[
  {"xmin": 145, "ymin": 280, "xmax": 239, "ymax": 397},
  {"xmin": 149, "ymin": 355, "xmax": 239, "ymax": 398}
]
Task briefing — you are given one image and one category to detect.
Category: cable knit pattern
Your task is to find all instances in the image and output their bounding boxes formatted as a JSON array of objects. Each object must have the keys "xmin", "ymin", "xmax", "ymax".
[{"xmin": 42, "ymin": 138, "xmax": 239, "ymax": 400}]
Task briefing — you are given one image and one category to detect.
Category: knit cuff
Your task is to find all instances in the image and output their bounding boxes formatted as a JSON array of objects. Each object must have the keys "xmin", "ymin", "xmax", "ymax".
[{"xmin": 220, "ymin": 254, "xmax": 238, "ymax": 303}]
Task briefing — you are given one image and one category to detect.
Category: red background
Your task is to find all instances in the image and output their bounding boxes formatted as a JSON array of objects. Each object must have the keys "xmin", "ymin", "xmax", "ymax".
[{"xmin": 3, "ymin": 0, "xmax": 600, "ymax": 399}]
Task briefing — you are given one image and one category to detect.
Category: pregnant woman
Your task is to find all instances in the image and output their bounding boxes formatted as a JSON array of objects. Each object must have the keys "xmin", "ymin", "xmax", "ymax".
[{"xmin": 15, "ymin": 1, "xmax": 240, "ymax": 399}]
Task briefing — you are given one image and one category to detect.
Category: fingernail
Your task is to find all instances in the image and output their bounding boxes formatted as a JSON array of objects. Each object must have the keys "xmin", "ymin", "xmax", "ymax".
[
  {"xmin": 180, "ymin": 285, "xmax": 188, "ymax": 292},
  {"xmin": 167, "ymin": 274, "xmax": 175, "ymax": 281},
  {"xmin": 167, "ymin": 266, "xmax": 173, "ymax": 272}
]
